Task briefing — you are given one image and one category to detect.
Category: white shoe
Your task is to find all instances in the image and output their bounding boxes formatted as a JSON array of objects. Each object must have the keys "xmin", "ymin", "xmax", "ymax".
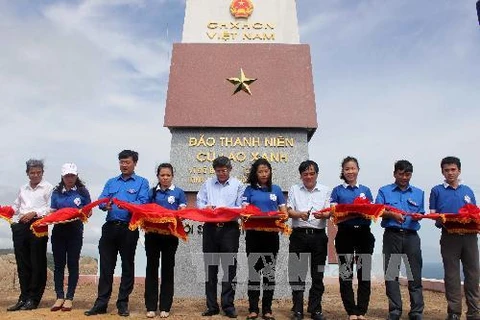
[
  {"xmin": 146, "ymin": 311, "xmax": 156, "ymax": 318},
  {"xmin": 160, "ymin": 311, "xmax": 169, "ymax": 318}
]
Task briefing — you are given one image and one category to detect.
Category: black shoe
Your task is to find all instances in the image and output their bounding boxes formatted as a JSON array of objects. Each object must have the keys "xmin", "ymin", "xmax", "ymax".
[
  {"xmin": 446, "ymin": 315, "xmax": 461, "ymax": 320},
  {"xmin": 225, "ymin": 310, "xmax": 238, "ymax": 318},
  {"xmin": 311, "ymin": 312, "xmax": 326, "ymax": 320},
  {"xmin": 291, "ymin": 311, "xmax": 304, "ymax": 319},
  {"xmin": 19, "ymin": 300, "xmax": 38, "ymax": 310},
  {"xmin": 202, "ymin": 309, "xmax": 220, "ymax": 316},
  {"xmin": 118, "ymin": 306, "xmax": 130, "ymax": 317},
  {"xmin": 84, "ymin": 305, "xmax": 107, "ymax": 316},
  {"xmin": 7, "ymin": 300, "xmax": 25, "ymax": 312}
]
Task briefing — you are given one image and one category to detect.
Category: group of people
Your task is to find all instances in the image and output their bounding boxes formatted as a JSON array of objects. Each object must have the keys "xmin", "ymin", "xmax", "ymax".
[
  {"xmin": 8, "ymin": 159, "xmax": 90, "ymax": 313},
  {"xmin": 5, "ymin": 150, "xmax": 479, "ymax": 320}
]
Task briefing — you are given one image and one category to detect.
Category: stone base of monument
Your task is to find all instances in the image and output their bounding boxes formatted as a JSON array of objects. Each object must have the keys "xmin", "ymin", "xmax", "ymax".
[{"xmin": 170, "ymin": 128, "xmax": 309, "ymax": 192}]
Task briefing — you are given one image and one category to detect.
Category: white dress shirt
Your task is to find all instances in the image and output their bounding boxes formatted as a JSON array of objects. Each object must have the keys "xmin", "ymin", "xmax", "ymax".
[
  {"xmin": 287, "ymin": 182, "xmax": 332, "ymax": 229},
  {"xmin": 12, "ymin": 180, "xmax": 53, "ymax": 223},
  {"xmin": 196, "ymin": 176, "xmax": 245, "ymax": 209}
]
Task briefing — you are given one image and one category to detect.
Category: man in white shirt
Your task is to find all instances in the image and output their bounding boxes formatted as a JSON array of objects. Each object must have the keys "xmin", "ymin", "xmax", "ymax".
[
  {"xmin": 287, "ymin": 160, "xmax": 331, "ymax": 320},
  {"xmin": 196, "ymin": 156, "xmax": 244, "ymax": 318},
  {"xmin": 7, "ymin": 159, "xmax": 53, "ymax": 312}
]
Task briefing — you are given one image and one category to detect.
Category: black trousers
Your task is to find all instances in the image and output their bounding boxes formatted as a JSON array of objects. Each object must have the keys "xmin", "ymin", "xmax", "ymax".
[
  {"xmin": 246, "ymin": 230, "xmax": 279, "ymax": 315},
  {"xmin": 383, "ymin": 228, "xmax": 424, "ymax": 319},
  {"xmin": 288, "ymin": 228, "xmax": 328, "ymax": 315},
  {"xmin": 51, "ymin": 220, "xmax": 84, "ymax": 300},
  {"xmin": 95, "ymin": 221, "xmax": 139, "ymax": 309},
  {"xmin": 11, "ymin": 221, "xmax": 48, "ymax": 305},
  {"xmin": 144, "ymin": 233, "xmax": 179, "ymax": 312},
  {"xmin": 203, "ymin": 222, "xmax": 240, "ymax": 313},
  {"xmin": 440, "ymin": 232, "xmax": 479, "ymax": 317},
  {"xmin": 335, "ymin": 225, "xmax": 375, "ymax": 316}
]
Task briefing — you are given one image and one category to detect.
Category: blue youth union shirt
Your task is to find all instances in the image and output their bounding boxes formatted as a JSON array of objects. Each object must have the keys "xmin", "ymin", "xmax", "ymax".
[
  {"xmin": 242, "ymin": 185, "xmax": 285, "ymax": 213},
  {"xmin": 149, "ymin": 185, "xmax": 187, "ymax": 210},
  {"xmin": 330, "ymin": 184, "xmax": 373, "ymax": 226},
  {"xmin": 99, "ymin": 174, "xmax": 149, "ymax": 222},
  {"xmin": 51, "ymin": 187, "xmax": 92, "ymax": 210},
  {"xmin": 429, "ymin": 183, "xmax": 476, "ymax": 214},
  {"xmin": 375, "ymin": 183, "xmax": 425, "ymax": 231}
]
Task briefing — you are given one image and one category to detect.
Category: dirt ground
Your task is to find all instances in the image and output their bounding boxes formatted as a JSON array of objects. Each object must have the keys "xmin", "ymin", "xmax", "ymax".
[{"xmin": 0, "ymin": 282, "xmax": 451, "ymax": 320}]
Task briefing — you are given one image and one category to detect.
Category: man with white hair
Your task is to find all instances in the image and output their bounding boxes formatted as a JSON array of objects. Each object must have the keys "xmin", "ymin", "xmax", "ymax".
[{"xmin": 7, "ymin": 159, "xmax": 53, "ymax": 311}]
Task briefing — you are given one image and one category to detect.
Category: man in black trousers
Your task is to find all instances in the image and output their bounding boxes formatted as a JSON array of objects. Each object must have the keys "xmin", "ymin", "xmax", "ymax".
[
  {"xmin": 287, "ymin": 160, "xmax": 331, "ymax": 320},
  {"xmin": 376, "ymin": 160, "xmax": 425, "ymax": 320},
  {"xmin": 84, "ymin": 150, "xmax": 149, "ymax": 317},
  {"xmin": 8, "ymin": 159, "xmax": 53, "ymax": 311},
  {"xmin": 196, "ymin": 156, "xmax": 245, "ymax": 318}
]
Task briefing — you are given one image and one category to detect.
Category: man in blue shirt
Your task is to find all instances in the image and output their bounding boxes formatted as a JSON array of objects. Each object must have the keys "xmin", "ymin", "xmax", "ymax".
[
  {"xmin": 197, "ymin": 156, "xmax": 244, "ymax": 318},
  {"xmin": 85, "ymin": 150, "xmax": 149, "ymax": 317},
  {"xmin": 429, "ymin": 156, "xmax": 479, "ymax": 320},
  {"xmin": 376, "ymin": 160, "xmax": 425, "ymax": 320}
]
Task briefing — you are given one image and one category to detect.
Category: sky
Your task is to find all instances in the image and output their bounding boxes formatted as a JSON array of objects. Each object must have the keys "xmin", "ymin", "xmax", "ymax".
[{"xmin": 0, "ymin": 0, "xmax": 479, "ymax": 274}]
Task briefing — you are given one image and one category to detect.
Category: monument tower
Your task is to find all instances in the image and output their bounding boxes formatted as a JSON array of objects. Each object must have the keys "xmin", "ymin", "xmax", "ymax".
[
  {"xmin": 164, "ymin": 0, "xmax": 318, "ymax": 198},
  {"xmin": 163, "ymin": 0, "xmax": 333, "ymax": 297}
]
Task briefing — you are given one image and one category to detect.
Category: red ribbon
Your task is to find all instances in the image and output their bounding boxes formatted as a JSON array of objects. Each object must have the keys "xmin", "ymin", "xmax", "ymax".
[
  {"xmin": 4, "ymin": 196, "xmax": 479, "ymax": 237},
  {"xmin": 328, "ymin": 197, "xmax": 479, "ymax": 234},
  {"xmin": 329, "ymin": 197, "xmax": 386, "ymax": 224},
  {"xmin": 409, "ymin": 203, "xmax": 480, "ymax": 234},
  {"xmin": 112, "ymin": 199, "xmax": 290, "ymax": 240},
  {"xmin": 0, "ymin": 206, "xmax": 15, "ymax": 223},
  {"xmin": 29, "ymin": 198, "xmax": 110, "ymax": 237}
]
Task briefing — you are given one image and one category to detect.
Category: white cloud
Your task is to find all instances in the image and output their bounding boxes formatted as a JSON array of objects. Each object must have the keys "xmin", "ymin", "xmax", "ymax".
[{"xmin": 0, "ymin": 0, "xmax": 175, "ymax": 255}]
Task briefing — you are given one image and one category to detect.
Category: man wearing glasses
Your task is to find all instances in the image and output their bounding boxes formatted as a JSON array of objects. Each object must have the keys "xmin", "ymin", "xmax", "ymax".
[{"xmin": 197, "ymin": 156, "xmax": 245, "ymax": 318}]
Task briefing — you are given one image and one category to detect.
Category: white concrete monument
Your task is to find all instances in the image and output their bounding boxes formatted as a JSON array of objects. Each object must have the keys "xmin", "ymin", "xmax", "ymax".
[
  {"xmin": 165, "ymin": 0, "xmax": 321, "ymax": 299},
  {"xmin": 182, "ymin": 0, "xmax": 300, "ymax": 43}
]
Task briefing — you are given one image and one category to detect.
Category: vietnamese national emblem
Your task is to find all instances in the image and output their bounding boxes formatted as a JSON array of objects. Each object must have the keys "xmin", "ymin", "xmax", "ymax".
[{"xmin": 230, "ymin": 0, "xmax": 254, "ymax": 19}]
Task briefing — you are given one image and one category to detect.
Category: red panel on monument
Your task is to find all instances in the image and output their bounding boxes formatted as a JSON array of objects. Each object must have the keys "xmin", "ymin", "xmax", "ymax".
[{"xmin": 164, "ymin": 43, "xmax": 318, "ymax": 138}]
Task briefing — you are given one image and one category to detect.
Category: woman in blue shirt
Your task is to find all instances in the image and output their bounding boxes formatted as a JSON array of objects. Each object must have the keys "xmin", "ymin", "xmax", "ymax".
[
  {"xmin": 50, "ymin": 163, "xmax": 91, "ymax": 312},
  {"xmin": 145, "ymin": 163, "xmax": 186, "ymax": 319},
  {"xmin": 331, "ymin": 157, "xmax": 375, "ymax": 320},
  {"xmin": 242, "ymin": 158, "xmax": 287, "ymax": 320}
]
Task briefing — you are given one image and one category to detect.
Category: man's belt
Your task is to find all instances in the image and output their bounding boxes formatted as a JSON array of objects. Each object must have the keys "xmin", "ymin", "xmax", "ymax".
[
  {"xmin": 385, "ymin": 227, "xmax": 417, "ymax": 235},
  {"xmin": 107, "ymin": 220, "xmax": 129, "ymax": 226},
  {"xmin": 292, "ymin": 227, "xmax": 325, "ymax": 235},
  {"xmin": 205, "ymin": 221, "xmax": 238, "ymax": 228}
]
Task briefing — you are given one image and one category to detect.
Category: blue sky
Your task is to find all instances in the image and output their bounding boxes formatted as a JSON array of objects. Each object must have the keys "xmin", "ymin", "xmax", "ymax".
[{"xmin": 0, "ymin": 0, "xmax": 479, "ymax": 270}]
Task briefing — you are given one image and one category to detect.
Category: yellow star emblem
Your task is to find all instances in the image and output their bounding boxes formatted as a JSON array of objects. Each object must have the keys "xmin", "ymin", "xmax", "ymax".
[{"xmin": 227, "ymin": 68, "xmax": 257, "ymax": 95}]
